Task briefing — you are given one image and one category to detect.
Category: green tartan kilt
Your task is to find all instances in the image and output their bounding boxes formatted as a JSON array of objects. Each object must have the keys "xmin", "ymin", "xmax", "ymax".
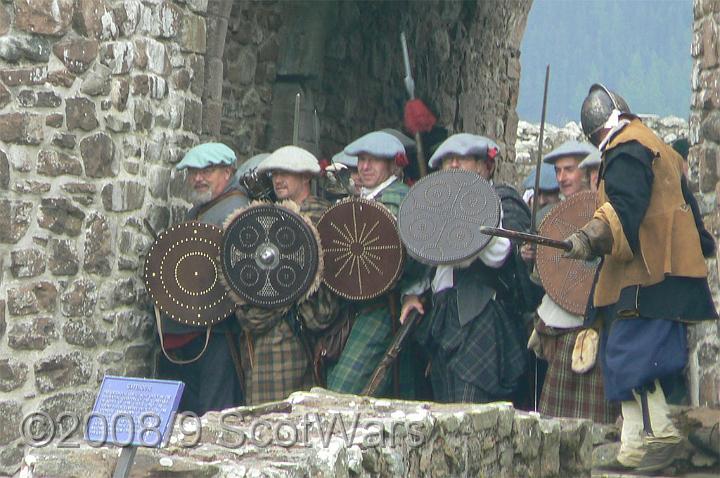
[{"xmin": 326, "ymin": 305, "xmax": 416, "ymax": 398}]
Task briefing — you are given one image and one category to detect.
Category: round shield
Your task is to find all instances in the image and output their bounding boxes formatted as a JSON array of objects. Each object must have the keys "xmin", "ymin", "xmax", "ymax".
[
  {"xmin": 143, "ymin": 221, "xmax": 236, "ymax": 326},
  {"xmin": 398, "ymin": 170, "xmax": 501, "ymax": 265},
  {"xmin": 317, "ymin": 197, "xmax": 404, "ymax": 300},
  {"xmin": 221, "ymin": 203, "xmax": 320, "ymax": 308},
  {"xmin": 536, "ymin": 191, "xmax": 600, "ymax": 315}
]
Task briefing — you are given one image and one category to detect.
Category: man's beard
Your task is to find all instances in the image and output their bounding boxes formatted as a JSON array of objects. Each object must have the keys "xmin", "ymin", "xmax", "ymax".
[{"xmin": 189, "ymin": 188, "xmax": 213, "ymax": 206}]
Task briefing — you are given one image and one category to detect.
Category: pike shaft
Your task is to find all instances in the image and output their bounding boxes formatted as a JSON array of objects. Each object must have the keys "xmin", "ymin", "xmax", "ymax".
[
  {"xmin": 479, "ymin": 226, "xmax": 572, "ymax": 251},
  {"xmin": 531, "ymin": 65, "xmax": 550, "ymax": 233}
]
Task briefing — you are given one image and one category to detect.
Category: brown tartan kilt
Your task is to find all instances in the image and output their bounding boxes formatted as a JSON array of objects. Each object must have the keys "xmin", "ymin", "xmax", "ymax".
[{"xmin": 539, "ymin": 328, "xmax": 620, "ymax": 424}]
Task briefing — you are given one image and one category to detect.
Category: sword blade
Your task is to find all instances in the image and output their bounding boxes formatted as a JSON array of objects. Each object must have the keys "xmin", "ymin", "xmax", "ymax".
[{"xmin": 479, "ymin": 226, "xmax": 572, "ymax": 251}]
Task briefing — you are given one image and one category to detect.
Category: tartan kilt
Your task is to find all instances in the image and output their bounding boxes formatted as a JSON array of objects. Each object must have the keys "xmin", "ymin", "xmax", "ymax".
[
  {"xmin": 240, "ymin": 319, "xmax": 313, "ymax": 405},
  {"xmin": 326, "ymin": 304, "xmax": 392, "ymax": 395},
  {"xmin": 539, "ymin": 329, "xmax": 620, "ymax": 424}
]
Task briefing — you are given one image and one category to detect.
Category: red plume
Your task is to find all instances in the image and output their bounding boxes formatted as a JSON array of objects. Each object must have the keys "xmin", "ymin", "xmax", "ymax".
[
  {"xmin": 403, "ymin": 99, "xmax": 437, "ymax": 135},
  {"xmin": 318, "ymin": 158, "xmax": 330, "ymax": 173},
  {"xmin": 487, "ymin": 147, "xmax": 498, "ymax": 160},
  {"xmin": 394, "ymin": 152, "xmax": 409, "ymax": 168}
]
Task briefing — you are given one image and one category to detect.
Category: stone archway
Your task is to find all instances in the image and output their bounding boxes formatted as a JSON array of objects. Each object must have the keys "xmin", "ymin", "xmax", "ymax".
[{"xmin": 212, "ymin": 0, "xmax": 531, "ymax": 178}]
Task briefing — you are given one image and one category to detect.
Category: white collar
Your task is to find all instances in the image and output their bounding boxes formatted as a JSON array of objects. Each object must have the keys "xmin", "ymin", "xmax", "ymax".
[
  {"xmin": 361, "ymin": 175, "xmax": 398, "ymax": 200},
  {"xmin": 598, "ymin": 111, "xmax": 632, "ymax": 152}
]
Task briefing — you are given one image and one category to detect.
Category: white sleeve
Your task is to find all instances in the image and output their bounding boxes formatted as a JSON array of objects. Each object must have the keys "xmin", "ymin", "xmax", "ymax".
[
  {"xmin": 477, "ymin": 209, "xmax": 511, "ymax": 268},
  {"xmin": 477, "ymin": 235, "xmax": 511, "ymax": 268}
]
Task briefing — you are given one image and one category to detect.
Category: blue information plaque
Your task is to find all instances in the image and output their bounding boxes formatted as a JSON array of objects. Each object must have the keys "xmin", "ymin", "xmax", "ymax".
[{"xmin": 85, "ymin": 375, "xmax": 184, "ymax": 448}]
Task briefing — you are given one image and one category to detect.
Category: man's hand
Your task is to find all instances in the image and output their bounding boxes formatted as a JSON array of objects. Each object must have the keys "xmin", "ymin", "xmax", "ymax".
[
  {"xmin": 563, "ymin": 231, "xmax": 593, "ymax": 260},
  {"xmin": 400, "ymin": 294, "xmax": 424, "ymax": 324},
  {"xmin": 520, "ymin": 243, "xmax": 536, "ymax": 264}
]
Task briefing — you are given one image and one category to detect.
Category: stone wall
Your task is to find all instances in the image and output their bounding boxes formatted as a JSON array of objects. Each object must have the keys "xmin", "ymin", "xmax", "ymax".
[
  {"xmin": 316, "ymin": 0, "xmax": 530, "ymax": 171},
  {"xmin": 20, "ymin": 389, "xmax": 594, "ymax": 478},
  {"xmin": 689, "ymin": 0, "xmax": 720, "ymax": 408},
  {"xmin": 216, "ymin": 0, "xmax": 282, "ymax": 157},
  {"xmin": 226, "ymin": 0, "xmax": 531, "ymax": 167},
  {"xmin": 0, "ymin": 0, "xmax": 211, "ymax": 473}
]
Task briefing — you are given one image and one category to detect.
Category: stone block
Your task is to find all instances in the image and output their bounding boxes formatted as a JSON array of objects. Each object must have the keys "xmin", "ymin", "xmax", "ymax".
[
  {"xmin": 80, "ymin": 132, "xmax": 116, "ymax": 178},
  {"xmin": 132, "ymin": 73, "xmax": 149, "ymax": 95},
  {"xmin": 559, "ymin": 418, "xmax": 592, "ymax": 477},
  {"xmin": 188, "ymin": 54, "xmax": 204, "ymax": 96},
  {"xmin": 147, "ymin": 165, "xmax": 170, "ymax": 199},
  {"xmin": 66, "ymin": 97, "xmax": 99, "ymax": 131},
  {"xmin": 124, "ymin": 343, "xmax": 153, "ymax": 361},
  {"xmin": 15, "ymin": 0, "xmax": 74, "ymax": 36},
  {"xmin": 48, "ymin": 238, "xmax": 80, "ymax": 275},
  {"xmin": 38, "ymin": 198, "xmax": 85, "ymax": 236},
  {"xmin": 83, "ymin": 212, "xmax": 113, "ymax": 275},
  {"xmin": 183, "ymin": 98, "xmax": 202, "ymax": 133},
  {"xmin": 184, "ymin": 0, "xmax": 208, "ymax": 13},
  {"xmin": 701, "ymin": 18, "xmax": 718, "ymax": 69},
  {"xmin": 10, "ymin": 248, "xmax": 45, "ymax": 278},
  {"xmin": 100, "ymin": 180, "xmax": 145, "ymax": 212},
  {"xmin": 145, "ymin": 38, "xmax": 170, "ymax": 75},
  {"xmin": 204, "ymin": 57, "xmax": 223, "ymax": 99},
  {"xmin": 45, "ymin": 113, "xmax": 64, "ymax": 128},
  {"xmin": 60, "ymin": 279, "xmax": 97, "ymax": 318},
  {"xmin": 133, "ymin": 100, "xmax": 153, "ymax": 131},
  {"xmin": 63, "ymin": 318, "xmax": 102, "ymax": 347},
  {"xmin": 79, "ymin": 63, "xmax": 111, "ymax": 96},
  {"xmin": 72, "ymin": 0, "xmax": 109, "ymax": 39},
  {"xmin": 8, "ymin": 316, "xmax": 57, "ymax": 350},
  {"xmin": 34, "ymin": 352, "xmax": 92, "ymax": 393},
  {"xmin": 109, "ymin": 310, "xmax": 148, "ymax": 343},
  {"xmin": 0, "ymin": 149, "xmax": 8, "ymax": 189},
  {"xmin": 52, "ymin": 38, "xmax": 99, "ymax": 73},
  {"xmin": 0, "ymin": 83, "xmax": 9, "ymax": 109},
  {"xmin": 116, "ymin": 0, "xmax": 141, "ymax": 37},
  {"xmin": 701, "ymin": 111, "xmax": 720, "ymax": 143},
  {"xmin": 0, "ymin": 401, "xmax": 22, "ymax": 446},
  {"xmin": 111, "ymin": 78, "xmax": 130, "ymax": 110},
  {"xmin": 0, "ymin": 4, "xmax": 9, "ymax": 36},
  {"xmin": 227, "ymin": 48, "xmax": 257, "ymax": 85},
  {"xmin": 13, "ymin": 179, "xmax": 51, "ymax": 194},
  {"xmin": 0, "ymin": 66, "xmax": 47, "ymax": 86},
  {"xmin": 46, "ymin": 69, "xmax": 76, "ymax": 88},
  {"xmin": 172, "ymin": 68, "xmax": 191, "ymax": 90},
  {"xmin": 99, "ymin": 41, "xmax": 135, "ymax": 74},
  {"xmin": 0, "ymin": 359, "xmax": 29, "ymax": 392},
  {"xmin": 156, "ymin": 2, "xmax": 182, "ymax": 38},
  {"xmin": 52, "ymin": 132, "xmax": 77, "ymax": 150},
  {"xmin": 698, "ymin": 144, "xmax": 718, "ymax": 193},
  {"xmin": 105, "ymin": 114, "xmax": 131, "ymax": 133},
  {"xmin": 147, "ymin": 205, "xmax": 170, "ymax": 233},
  {"xmin": 38, "ymin": 391, "xmax": 96, "ymax": 434},
  {"xmin": 180, "ymin": 12, "xmax": 206, "ymax": 53},
  {"xmin": 37, "ymin": 150, "xmax": 83, "ymax": 177},
  {"xmin": 0, "ymin": 199, "xmax": 33, "ymax": 244},
  {"xmin": 0, "ymin": 112, "xmax": 43, "ymax": 144},
  {"xmin": 0, "ymin": 34, "xmax": 51, "ymax": 63},
  {"xmin": 0, "ymin": 300, "xmax": 4, "ymax": 339}
]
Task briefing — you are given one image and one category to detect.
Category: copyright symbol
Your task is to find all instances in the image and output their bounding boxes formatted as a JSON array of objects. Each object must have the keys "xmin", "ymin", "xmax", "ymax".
[{"xmin": 21, "ymin": 412, "xmax": 55, "ymax": 448}]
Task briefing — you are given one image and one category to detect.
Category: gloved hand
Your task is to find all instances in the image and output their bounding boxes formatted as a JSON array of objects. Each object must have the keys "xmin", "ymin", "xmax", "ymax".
[
  {"xmin": 527, "ymin": 328, "xmax": 544, "ymax": 360},
  {"xmin": 563, "ymin": 231, "xmax": 593, "ymax": 260}
]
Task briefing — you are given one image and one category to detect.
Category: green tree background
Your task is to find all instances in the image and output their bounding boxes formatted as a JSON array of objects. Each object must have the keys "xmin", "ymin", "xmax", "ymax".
[{"xmin": 518, "ymin": 0, "xmax": 692, "ymax": 125}]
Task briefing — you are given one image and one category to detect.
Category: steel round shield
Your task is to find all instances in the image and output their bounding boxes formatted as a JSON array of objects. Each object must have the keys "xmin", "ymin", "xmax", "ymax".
[
  {"xmin": 143, "ymin": 221, "xmax": 236, "ymax": 326},
  {"xmin": 221, "ymin": 204, "xmax": 319, "ymax": 308},
  {"xmin": 398, "ymin": 170, "xmax": 501, "ymax": 265},
  {"xmin": 317, "ymin": 197, "xmax": 404, "ymax": 300},
  {"xmin": 536, "ymin": 191, "xmax": 600, "ymax": 315}
]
